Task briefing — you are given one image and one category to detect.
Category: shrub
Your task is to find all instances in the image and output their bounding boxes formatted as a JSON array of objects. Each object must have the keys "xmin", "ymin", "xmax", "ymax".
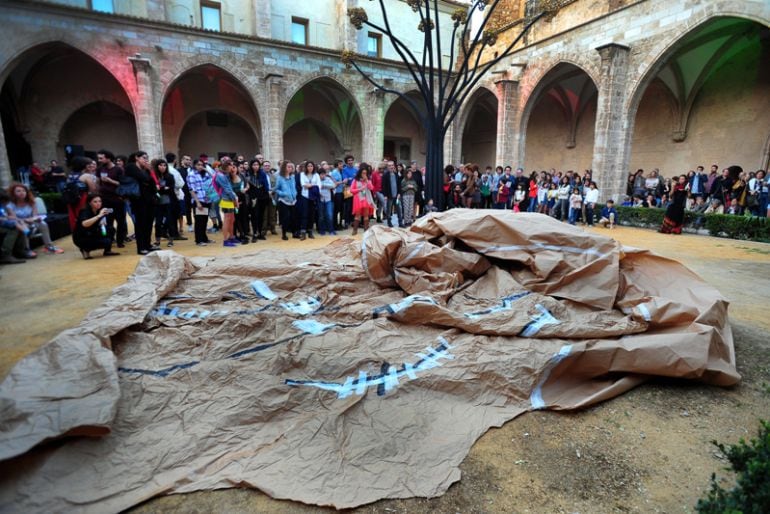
[
  {"xmin": 696, "ymin": 419, "xmax": 770, "ymax": 513},
  {"xmin": 592, "ymin": 204, "xmax": 770, "ymax": 242},
  {"xmin": 37, "ymin": 192, "xmax": 66, "ymax": 214}
]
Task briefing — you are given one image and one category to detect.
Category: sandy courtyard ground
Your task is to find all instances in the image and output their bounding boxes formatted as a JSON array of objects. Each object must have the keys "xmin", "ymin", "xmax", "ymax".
[{"xmin": 0, "ymin": 221, "xmax": 768, "ymax": 513}]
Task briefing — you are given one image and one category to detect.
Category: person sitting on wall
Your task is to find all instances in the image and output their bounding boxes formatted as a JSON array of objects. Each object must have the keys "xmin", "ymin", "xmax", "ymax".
[
  {"xmin": 599, "ymin": 199, "xmax": 617, "ymax": 229},
  {"xmin": 0, "ymin": 189, "xmax": 29, "ymax": 264},
  {"xmin": 73, "ymin": 193, "xmax": 120, "ymax": 260},
  {"xmin": 704, "ymin": 198, "xmax": 724, "ymax": 215}
]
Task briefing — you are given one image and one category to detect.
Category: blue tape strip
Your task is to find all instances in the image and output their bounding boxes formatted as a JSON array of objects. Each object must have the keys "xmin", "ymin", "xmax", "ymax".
[
  {"xmin": 530, "ymin": 345, "xmax": 572, "ymax": 409},
  {"xmin": 464, "ymin": 292, "xmax": 531, "ymax": 319},
  {"xmin": 285, "ymin": 337, "xmax": 454, "ymax": 398},
  {"xmin": 520, "ymin": 304, "xmax": 560, "ymax": 337}
]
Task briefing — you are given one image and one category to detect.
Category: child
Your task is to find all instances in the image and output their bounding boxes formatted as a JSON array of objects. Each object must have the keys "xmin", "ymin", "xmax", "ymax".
[
  {"xmin": 318, "ymin": 168, "xmax": 336, "ymax": 235},
  {"xmin": 423, "ymin": 198, "xmax": 438, "ymax": 215},
  {"xmin": 512, "ymin": 184, "xmax": 526, "ymax": 212},
  {"xmin": 599, "ymin": 199, "xmax": 617, "ymax": 228},
  {"xmin": 568, "ymin": 187, "xmax": 582, "ymax": 224}
]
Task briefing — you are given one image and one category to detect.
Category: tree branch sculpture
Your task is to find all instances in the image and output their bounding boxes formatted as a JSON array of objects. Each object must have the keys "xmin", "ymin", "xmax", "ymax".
[{"xmin": 344, "ymin": 0, "xmax": 561, "ymax": 209}]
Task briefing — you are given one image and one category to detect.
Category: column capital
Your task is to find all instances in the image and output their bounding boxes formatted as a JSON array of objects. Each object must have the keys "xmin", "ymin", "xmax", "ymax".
[
  {"xmin": 595, "ymin": 43, "xmax": 630, "ymax": 57},
  {"xmin": 129, "ymin": 54, "xmax": 152, "ymax": 73}
]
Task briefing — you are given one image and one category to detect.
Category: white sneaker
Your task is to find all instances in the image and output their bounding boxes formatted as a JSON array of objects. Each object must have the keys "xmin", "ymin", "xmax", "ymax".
[{"xmin": 187, "ymin": 225, "xmax": 194, "ymax": 233}]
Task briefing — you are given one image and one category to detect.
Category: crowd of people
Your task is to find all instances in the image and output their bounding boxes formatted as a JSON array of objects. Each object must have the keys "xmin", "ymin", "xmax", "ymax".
[
  {"xmin": 623, "ymin": 164, "xmax": 769, "ymax": 234},
  {"xmin": 2, "ymin": 153, "xmax": 768, "ymax": 265}
]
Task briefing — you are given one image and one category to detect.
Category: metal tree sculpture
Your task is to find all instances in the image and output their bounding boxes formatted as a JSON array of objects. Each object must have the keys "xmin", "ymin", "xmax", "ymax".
[{"xmin": 344, "ymin": 0, "xmax": 560, "ymax": 209}]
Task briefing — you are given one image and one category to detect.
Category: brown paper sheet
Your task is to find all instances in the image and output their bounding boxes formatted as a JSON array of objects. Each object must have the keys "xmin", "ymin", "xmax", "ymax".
[{"xmin": 0, "ymin": 210, "xmax": 738, "ymax": 512}]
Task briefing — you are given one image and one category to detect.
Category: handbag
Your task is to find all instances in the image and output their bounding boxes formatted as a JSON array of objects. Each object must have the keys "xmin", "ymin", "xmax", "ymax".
[
  {"xmin": 116, "ymin": 175, "xmax": 140, "ymax": 199},
  {"xmin": 343, "ymin": 185, "xmax": 353, "ymax": 199}
]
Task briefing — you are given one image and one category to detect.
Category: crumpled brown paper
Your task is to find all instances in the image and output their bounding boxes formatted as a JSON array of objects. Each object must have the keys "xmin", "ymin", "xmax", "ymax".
[{"xmin": 0, "ymin": 210, "xmax": 738, "ymax": 512}]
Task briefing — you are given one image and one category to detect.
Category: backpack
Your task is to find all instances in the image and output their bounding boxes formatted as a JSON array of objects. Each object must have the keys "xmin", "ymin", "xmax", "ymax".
[
  {"xmin": 61, "ymin": 180, "xmax": 83, "ymax": 205},
  {"xmin": 206, "ymin": 173, "xmax": 223, "ymax": 203}
]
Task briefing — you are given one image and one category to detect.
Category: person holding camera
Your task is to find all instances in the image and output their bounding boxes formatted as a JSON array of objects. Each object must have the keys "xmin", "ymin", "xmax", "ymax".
[{"xmin": 73, "ymin": 193, "xmax": 120, "ymax": 259}]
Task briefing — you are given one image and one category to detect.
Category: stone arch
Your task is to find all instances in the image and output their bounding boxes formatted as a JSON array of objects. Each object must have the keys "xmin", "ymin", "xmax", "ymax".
[
  {"xmin": 519, "ymin": 62, "xmax": 599, "ymax": 171},
  {"xmin": 383, "ymin": 90, "xmax": 427, "ymax": 164},
  {"xmin": 0, "ymin": 38, "xmax": 138, "ymax": 116},
  {"xmin": 626, "ymin": 15, "xmax": 770, "ymax": 174},
  {"xmin": 458, "ymin": 87, "xmax": 499, "ymax": 168},
  {"xmin": 178, "ymin": 109, "xmax": 259, "ymax": 159},
  {"xmin": 159, "ymin": 57, "xmax": 262, "ymax": 112},
  {"xmin": 518, "ymin": 55, "xmax": 600, "ymax": 115},
  {"xmin": 281, "ymin": 74, "xmax": 364, "ymax": 125},
  {"xmin": 1, "ymin": 40, "xmax": 137, "ymax": 171},
  {"xmin": 282, "ymin": 76, "xmax": 363, "ymax": 162},
  {"xmin": 455, "ymin": 85, "xmax": 498, "ymax": 143},
  {"xmin": 58, "ymin": 101, "xmax": 138, "ymax": 161},
  {"xmin": 626, "ymin": 13, "xmax": 770, "ymax": 117},
  {"xmin": 161, "ymin": 63, "xmax": 263, "ymax": 157}
]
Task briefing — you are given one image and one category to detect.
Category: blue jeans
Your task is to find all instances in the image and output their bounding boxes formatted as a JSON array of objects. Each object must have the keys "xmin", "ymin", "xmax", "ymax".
[
  {"xmin": 568, "ymin": 206, "xmax": 578, "ymax": 225},
  {"xmin": 319, "ymin": 200, "xmax": 333, "ymax": 233}
]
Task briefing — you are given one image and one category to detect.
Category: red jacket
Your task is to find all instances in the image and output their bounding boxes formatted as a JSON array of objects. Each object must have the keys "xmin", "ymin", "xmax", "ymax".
[{"xmin": 371, "ymin": 170, "xmax": 382, "ymax": 193}]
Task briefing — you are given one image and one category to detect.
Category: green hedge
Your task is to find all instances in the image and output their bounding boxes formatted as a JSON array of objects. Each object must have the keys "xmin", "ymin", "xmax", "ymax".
[
  {"xmin": 38, "ymin": 192, "xmax": 67, "ymax": 214},
  {"xmin": 594, "ymin": 205, "xmax": 770, "ymax": 242}
]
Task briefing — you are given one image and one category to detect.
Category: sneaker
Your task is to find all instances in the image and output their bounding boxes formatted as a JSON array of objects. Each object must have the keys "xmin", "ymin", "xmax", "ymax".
[
  {"xmin": 44, "ymin": 245, "xmax": 64, "ymax": 254},
  {"xmin": 167, "ymin": 241, "xmax": 174, "ymax": 247},
  {"xmin": 251, "ymin": 236, "xmax": 258, "ymax": 243},
  {"xmin": 330, "ymin": 231, "xmax": 337, "ymax": 236},
  {"xmin": 205, "ymin": 239, "xmax": 217, "ymax": 244},
  {"xmin": 186, "ymin": 225, "xmax": 194, "ymax": 233},
  {"xmin": 196, "ymin": 242, "xmax": 208, "ymax": 247},
  {"xmin": 318, "ymin": 231, "xmax": 326, "ymax": 236},
  {"xmin": 223, "ymin": 240, "xmax": 238, "ymax": 247}
]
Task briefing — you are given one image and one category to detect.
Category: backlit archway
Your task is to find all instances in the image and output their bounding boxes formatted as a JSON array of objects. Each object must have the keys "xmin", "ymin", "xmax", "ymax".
[
  {"xmin": 522, "ymin": 63, "xmax": 597, "ymax": 172},
  {"xmin": 629, "ymin": 17, "xmax": 770, "ymax": 174},
  {"xmin": 162, "ymin": 64, "xmax": 261, "ymax": 158},
  {"xmin": 460, "ymin": 88, "xmax": 498, "ymax": 168},
  {"xmin": 283, "ymin": 78, "xmax": 362, "ymax": 163}
]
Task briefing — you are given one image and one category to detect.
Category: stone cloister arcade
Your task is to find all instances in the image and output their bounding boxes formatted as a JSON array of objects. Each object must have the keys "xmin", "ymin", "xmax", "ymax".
[{"xmin": 1, "ymin": 0, "xmax": 768, "ymax": 201}]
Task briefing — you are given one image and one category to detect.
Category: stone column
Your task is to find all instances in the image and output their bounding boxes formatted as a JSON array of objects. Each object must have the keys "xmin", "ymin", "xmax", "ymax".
[
  {"xmin": 129, "ymin": 55, "xmax": 162, "ymax": 158},
  {"xmin": 145, "ymin": 0, "xmax": 166, "ymax": 20},
  {"xmin": 254, "ymin": 0, "xmax": 272, "ymax": 37},
  {"xmin": 443, "ymin": 119, "xmax": 461, "ymax": 166},
  {"xmin": 495, "ymin": 79, "xmax": 520, "ymax": 168},
  {"xmin": 338, "ymin": 0, "xmax": 359, "ymax": 51},
  {"xmin": 0, "ymin": 117, "xmax": 11, "ymax": 188},
  {"xmin": 591, "ymin": 43, "xmax": 631, "ymax": 201},
  {"xmin": 361, "ymin": 90, "xmax": 385, "ymax": 165},
  {"xmin": 263, "ymin": 74, "xmax": 285, "ymax": 163}
]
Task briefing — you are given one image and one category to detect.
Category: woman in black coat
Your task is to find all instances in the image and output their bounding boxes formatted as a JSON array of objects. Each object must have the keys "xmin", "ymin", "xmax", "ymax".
[
  {"xmin": 73, "ymin": 193, "xmax": 120, "ymax": 259},
  {"xmin": 125, "ymin": 151, "xmax": 158, "ymax": 255}
]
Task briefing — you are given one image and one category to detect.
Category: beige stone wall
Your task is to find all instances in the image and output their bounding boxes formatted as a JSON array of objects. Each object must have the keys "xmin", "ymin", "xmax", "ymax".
[
  {"xmin": 384, "ymin": 100, "xmax": 426, "ymax": 165},
  {"xmin": 178, "ymin": 111, "xmax": 258, "ymax": 158},
  {"xmin": 59, "ymin": 102, "xmax": 138, "ymax": 160},
  {"xmin": 629, "ymin": 43, "xmax": 770, "ymax": 177},
  {"xmin": 524, "ymin": 97, "xmax": 596, "ymax": 172},
  {"xmin": 462, "ymin": 108, "xmax": 497, "ymax": 168}
]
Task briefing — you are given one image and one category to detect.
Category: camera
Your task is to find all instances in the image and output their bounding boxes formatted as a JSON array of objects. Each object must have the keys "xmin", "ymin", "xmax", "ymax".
[{"xmin": 105, "ymin": 208, "xmax": 114, "ymax": 214}]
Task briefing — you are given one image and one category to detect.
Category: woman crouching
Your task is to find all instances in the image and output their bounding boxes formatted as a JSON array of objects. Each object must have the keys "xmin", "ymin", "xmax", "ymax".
[{"xmin": 73, "ymin": 193, "xmax": 120, "ymax": 259}]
